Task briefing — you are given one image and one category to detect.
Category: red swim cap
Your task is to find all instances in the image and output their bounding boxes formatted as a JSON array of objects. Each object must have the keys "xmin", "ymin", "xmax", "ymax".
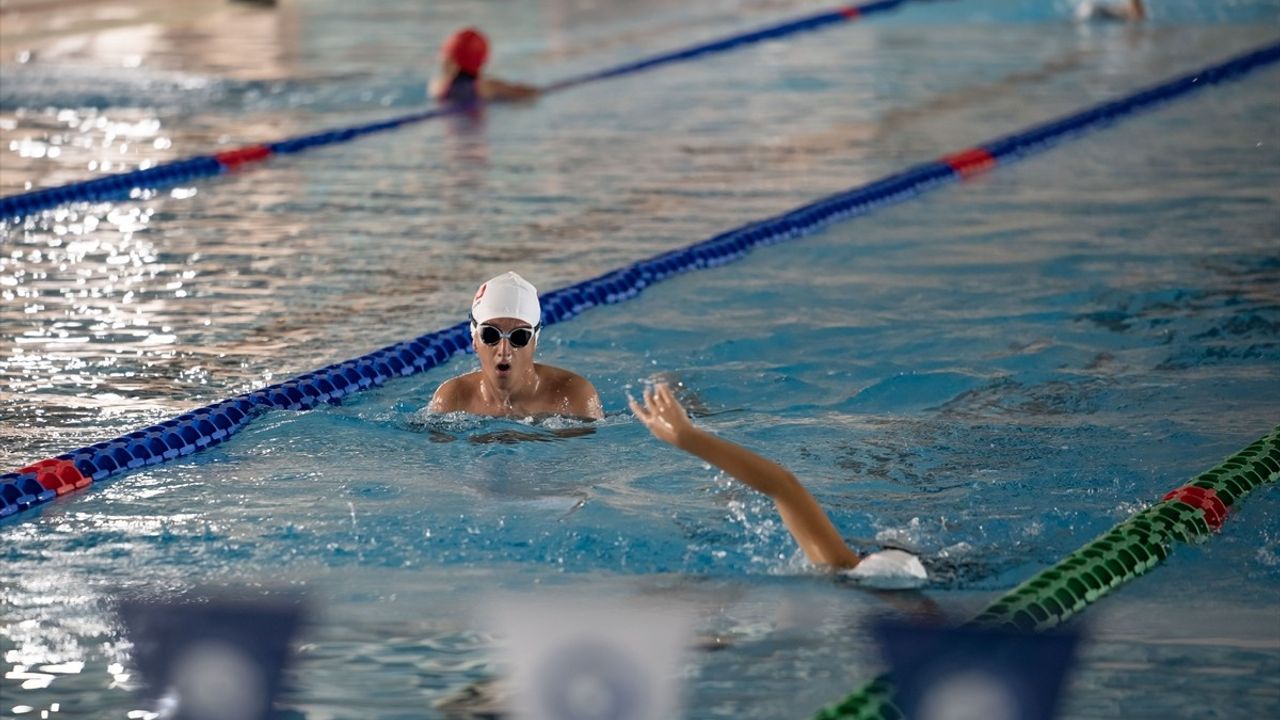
[{"xmin": 441, "ymin": 28, "xmax": 489, "ymax": 75}]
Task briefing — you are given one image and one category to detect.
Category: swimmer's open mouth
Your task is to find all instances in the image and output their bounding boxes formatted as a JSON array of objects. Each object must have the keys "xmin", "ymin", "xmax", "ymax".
[{"xmin": 496, "ymin": 362, "xmax": 511, "ymax": 372}]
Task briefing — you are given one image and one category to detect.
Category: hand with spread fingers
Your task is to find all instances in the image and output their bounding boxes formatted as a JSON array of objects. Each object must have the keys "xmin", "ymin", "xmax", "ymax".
[{"xmin": 629, "ymin": 383, "xmax": 695, "ymax": 449}]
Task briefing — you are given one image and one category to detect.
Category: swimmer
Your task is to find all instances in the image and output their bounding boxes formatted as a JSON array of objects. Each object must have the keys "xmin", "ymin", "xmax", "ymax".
[
  {"xmin": 429, "ymin": 28, "xmax": 540, "ymax": 103},
  {"xmin": 632, "ymin": 384, "xmax": 927, "ymax": 585},
  {"xmin": 1075, "ymin": 0, "xmax": 1145, "ymax": 22},
  {"xmin": 430, "ymin": 272, "xmax": 603, "ymax": 420}
]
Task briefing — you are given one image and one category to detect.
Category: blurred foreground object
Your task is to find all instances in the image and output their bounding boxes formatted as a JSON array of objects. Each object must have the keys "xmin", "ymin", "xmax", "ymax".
[
  {"xmin": 489, "ymin": 595, "xmax": 692, "ymax": 720},
  {"xmin": 118, "ymin": 593, "xmax": 304, "ymax": 720},
  {"xmin": 872, "ymin": 620, "xmax": 1081, "ymax": 720}
]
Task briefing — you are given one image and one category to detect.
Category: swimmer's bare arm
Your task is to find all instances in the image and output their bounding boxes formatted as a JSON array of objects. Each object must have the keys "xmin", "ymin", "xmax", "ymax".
[
  {"xmin": 478, "ymin": 77, "xmax": 540, "ymax": 101},
  {"xmin": 630, "ymin": 384, "xmax": 861, "ymax": 569}
]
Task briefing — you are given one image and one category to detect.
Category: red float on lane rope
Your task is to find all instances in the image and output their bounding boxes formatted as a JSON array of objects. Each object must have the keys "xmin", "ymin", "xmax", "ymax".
[
  {"xmin": 215, "ymin": 144, "xmax": 273, "ymax": 170},
  {"xmin": 20, "ymin": 458, "xmax": 90, "ymax": 496},
  {"xmin": 1162, "ymin": 485, "xmax": 1228, "ymax": 531},
  {"xmin": 941, "ymin": 147, "xmax": 998, "ymax": 178}
]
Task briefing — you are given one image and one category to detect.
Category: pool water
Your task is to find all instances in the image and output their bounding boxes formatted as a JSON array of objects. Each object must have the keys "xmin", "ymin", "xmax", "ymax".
[{"xmin": 2, "ymin": 0, "xmax": 1278, "ymax": 718}]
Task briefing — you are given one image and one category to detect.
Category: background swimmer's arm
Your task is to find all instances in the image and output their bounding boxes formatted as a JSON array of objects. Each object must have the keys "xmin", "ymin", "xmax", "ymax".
[
  {"xmin": 478, "ymin": 76, "xmax": 540, "ymax": 101},
  {"xmin": 631, "ymin": 384, "xmax": 860, "ymax": 569}
]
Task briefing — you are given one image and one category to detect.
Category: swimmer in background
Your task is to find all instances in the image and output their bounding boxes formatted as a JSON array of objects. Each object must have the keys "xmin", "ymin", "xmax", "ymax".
[
  {"xmin": 430, "ymin": 272, "xmax": 603, "ymax": 420},
  {"xmin": 429, "ymin": 28, "xmax": 540, "ymax": 103},
  {"xmin": 1075, "ymin": 0, "xmax": 1145, "ymax": 22},
  {"xmin": 631, "ymin": 383, "xmax": 926, "ymax": 583}
]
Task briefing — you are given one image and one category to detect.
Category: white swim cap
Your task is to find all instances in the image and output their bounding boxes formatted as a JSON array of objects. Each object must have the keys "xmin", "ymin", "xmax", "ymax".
[
  {"xmin": 842, "ymin": 549, "xmax": 929, "ymax": 590},
  {"xmin": 471, "ymin": 271, "xmax": 541, "ymax": 327}
]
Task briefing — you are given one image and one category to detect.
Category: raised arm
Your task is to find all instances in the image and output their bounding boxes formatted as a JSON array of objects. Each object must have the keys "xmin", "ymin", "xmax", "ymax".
[{"xmin": 630, "ymin": 384, "xmax": 861, "ymax": 569}]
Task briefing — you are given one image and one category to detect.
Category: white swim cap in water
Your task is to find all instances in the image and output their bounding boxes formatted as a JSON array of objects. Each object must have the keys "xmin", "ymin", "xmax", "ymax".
[
  {"xmin": 843, "ymin": 549, "xmax": 929, "ymax": 590},
  {"xmin": 471, "ymin": 271, "xmax": 541, "ymax": 327}
]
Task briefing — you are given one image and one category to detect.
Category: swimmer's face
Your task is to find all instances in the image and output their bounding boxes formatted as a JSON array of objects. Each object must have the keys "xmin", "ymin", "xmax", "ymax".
[{"xmin": 474, "ymin": 316, "xmax": 537, "ymax": 388}]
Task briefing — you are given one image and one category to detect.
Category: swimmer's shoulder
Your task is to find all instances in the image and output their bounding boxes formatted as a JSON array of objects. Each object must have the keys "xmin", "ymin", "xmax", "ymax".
[
  {"xmin": 430, "ymin": 372, "xmax": 481, "ymax": 412},
  {"xmin": 534, "ymin": 363, "xmax": 591, "ymax": 387},
  {"xmin": 535, "ymin": 364, "xmax": 603, "ymax": 419}
]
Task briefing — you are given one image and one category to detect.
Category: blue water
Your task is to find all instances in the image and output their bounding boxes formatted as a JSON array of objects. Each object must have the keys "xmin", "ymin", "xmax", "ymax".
[{"xmin": 2, "ymin": 0, "xmax": 1279, "ymax": 718}]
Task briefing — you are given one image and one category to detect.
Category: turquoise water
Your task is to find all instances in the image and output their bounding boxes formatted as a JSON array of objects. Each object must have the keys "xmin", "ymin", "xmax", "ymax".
[{"xmin": 2, "ymin": 0, "xmax": 1279, "ymax": 718}]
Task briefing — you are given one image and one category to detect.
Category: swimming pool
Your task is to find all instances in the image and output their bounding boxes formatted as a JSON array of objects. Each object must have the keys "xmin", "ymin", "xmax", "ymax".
[{"xmin": 2, "ymin": 0, "xmax": 1278, "ymax": 717}]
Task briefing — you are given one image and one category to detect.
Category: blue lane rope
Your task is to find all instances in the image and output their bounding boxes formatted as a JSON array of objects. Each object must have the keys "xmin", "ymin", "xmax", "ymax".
[
  {"xmin": 543, "ymin": 0, "xmax": 911, "ymax": 91},
  {"xmin": 0, "ymin": 0, "xmax": 924, "ymax": 221},
  {"xmin": 2, "ymin": 39, "xmax": 1277, "ymax": 520}
]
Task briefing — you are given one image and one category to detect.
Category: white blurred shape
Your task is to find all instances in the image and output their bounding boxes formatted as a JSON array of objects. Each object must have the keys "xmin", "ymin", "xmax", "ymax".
[
  {"xmin": 491, "ymin": 595, "xmax": 692, "ymax": 720},
  {"xmin": 169, "ymin": 640, "xmax": 264, "ymax": 720},
  {"xmin": 918, "ymin": 669, "xmax": 1019, "ymax": 720}
]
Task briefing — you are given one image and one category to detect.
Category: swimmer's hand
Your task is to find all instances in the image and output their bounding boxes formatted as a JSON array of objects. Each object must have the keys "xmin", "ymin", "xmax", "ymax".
[{"xmin": 629, "ymin": 383, "xmax": 696, "ymax": 449}]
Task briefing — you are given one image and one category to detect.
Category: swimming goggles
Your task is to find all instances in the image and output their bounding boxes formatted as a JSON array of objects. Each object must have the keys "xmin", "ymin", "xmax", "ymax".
[{"xmin": 472, "ymin": 322, "xmax": 540, "ymax": 348}]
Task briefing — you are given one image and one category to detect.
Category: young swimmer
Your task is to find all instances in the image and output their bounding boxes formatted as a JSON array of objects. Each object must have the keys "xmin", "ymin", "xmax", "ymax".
[
  {"xmin": 430, "ymin": 272, "xmax": 603, "ymax": 420},
  {"xmin": 429, "ymin": 28, "xmax": 540, "ymax": 103},
  {"xmin": 631, "ymin": 383, "xmax": 927, "ymax": 585}
]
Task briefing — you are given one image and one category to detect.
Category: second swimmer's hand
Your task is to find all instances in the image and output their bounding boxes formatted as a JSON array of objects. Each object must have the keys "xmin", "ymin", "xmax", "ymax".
[{"xmin": 629, "ymin": 383, "xmax": 697, "ymax": 449}]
